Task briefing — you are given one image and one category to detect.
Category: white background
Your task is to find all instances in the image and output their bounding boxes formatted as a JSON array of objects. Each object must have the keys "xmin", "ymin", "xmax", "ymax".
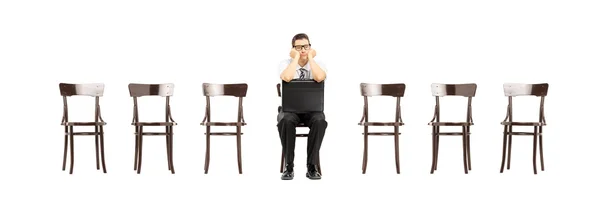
[{"xmin": 1, "ymin": 0, "xmax": 599, "ymax": 200}]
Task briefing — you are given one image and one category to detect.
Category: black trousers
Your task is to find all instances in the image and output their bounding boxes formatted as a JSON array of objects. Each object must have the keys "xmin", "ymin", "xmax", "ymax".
[{"xmin": 277, "ymin": 111, "xmax": 327, "ymax": 168}]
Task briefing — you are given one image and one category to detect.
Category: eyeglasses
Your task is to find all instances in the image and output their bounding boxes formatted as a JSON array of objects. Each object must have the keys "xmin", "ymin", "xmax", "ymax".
[{"xmin": 293, "ymin": 44, "xmax": 311, "ymax": 51}]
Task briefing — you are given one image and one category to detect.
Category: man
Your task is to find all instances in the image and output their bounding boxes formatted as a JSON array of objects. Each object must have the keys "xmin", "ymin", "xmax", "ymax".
[{"xmin": 277, "ymin": 33, "xmax": 328, "ymax": 180}]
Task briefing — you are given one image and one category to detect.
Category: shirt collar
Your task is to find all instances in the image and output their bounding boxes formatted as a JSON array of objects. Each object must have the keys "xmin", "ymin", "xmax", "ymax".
[{"xmin": 296, "ymin": 61, "xmax": 311, "ymax": 71}]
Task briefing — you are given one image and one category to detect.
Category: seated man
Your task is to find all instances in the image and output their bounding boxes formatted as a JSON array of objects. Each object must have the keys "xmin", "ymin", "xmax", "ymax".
[{"xmin": 277, "ymin": 33, "xmax": 328, "ymax": 180}]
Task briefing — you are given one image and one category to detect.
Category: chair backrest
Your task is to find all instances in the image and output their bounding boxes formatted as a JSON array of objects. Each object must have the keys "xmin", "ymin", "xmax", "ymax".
[
  {"xmin": 431, "ymin": 83, "xmax": 477, "ymax": 97},
  {"xmin": 430, "ymin": 83, "xmax": 477, "ymax": 123},
  {"xmin": 359, "ymin": 83, "xmax": 406, "ymax": 123},
  {"xmin": 276, "ymin": 83, "xmax": 285, "ymax": 115},
  {"xmin": 203, "ymin": 83, "xmax": 248, "ymax": 97},
  {"xmin": 59, "ymin": 83, "xmax": 105, "ymax": 123},
  {"xmin": 127, "ymin": 83, "xmax": 175, "ymax": 123},
  {"xmin": 502, "ymin": 83, "xmax": 548, "ymax": 124},
  {"xmin": 60, "ymin": 83, "xmax": 104, "ymax": 97},
  {"xmin": 360, "ymin": 83, "xmax": 405, "ymax": 97},
  {"xmin": 128, "ymin": 83, "xmax": 174, "ymax": 97},
  {"xmin": 277, "ymin": 83, "xmax": 282, "ymax": 97},
  {"xmin": 503, "ymin": 83, "xmax": 548, "ymax": 97},
  {"xmin": 202, "ymin": 83, "xmax": 248, "ymax": 123}
]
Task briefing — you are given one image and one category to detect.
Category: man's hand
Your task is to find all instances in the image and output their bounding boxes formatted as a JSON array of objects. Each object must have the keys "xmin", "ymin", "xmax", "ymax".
[
  {"xmin": 289, "ymin": 48, "xmax": 300, "ymax": 59},
  {"xmin": 308, "ymin": 49, "xmax": 317, "ymax": 59}
]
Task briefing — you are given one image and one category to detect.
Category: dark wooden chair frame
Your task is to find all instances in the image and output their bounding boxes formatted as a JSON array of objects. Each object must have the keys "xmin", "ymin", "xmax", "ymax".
[
  {"xmin": 428, "ymin": 83, "xmax": 476, "ymax": 174},
  {"xmin": 59, "ymin": 83, "xmax": 108, "ymax": 174},
  {"xmin": 357, "ymin": 83, "xmax": 406, "ymax": 174},
  {"xmin": 499, "ymin": 83, "xmax": 548, "ymax": 174},
  {"xmin": 276, "ymin": 83, "xmax": 322, "ymax": 174},
  {"xmin": 200, "ymin": 83, "xmax": 248, "ymax": 174},
  {"xmin": 129, "ymin": 83, "xmax": 176, "ymax": 174}
]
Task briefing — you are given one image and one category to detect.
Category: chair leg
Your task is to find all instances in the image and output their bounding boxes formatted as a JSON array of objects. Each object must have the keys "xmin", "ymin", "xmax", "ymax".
[
  {"xmin": 62, "ymin": 134, "xmax": 68, "ymax": 171},
  {"xmin": 280, "ymin": 149, "xmax": 284, "ymax": 173},
  {"xmin": 204, "ymin": 127, "xmax": 211, "ymax": 174},
  {"xmin": 430, "ymin": 130, "xmax": 437, "ymax": 174},
  {"xmin": 429, "ymin": 126, "xmax": 436, "ymax": 174},
  {"xmin": 166, "ymin": 135, "xmax": 171, "ymax": 171},
  {"xmin": 168, "ymin": 133, "xmax": 175, "ymax": 174},
  {"xmin": 394, "ymin": 130, "xmax": 400, "ymax": 174},
  {"xmin": 99, "ymin": 130, "xmax": 107, "ymax": 173},
  {"xmin": 539, "ymin": 133, "xmax": 545, "ymax": 171},
  {"xmin": 467, "ymin": 134, "xmax": 472, "ymax": 170},
  {"xmin": 236, "ymin": 128, "xmax": 243, "ymax": 174},
  {"xmin": 500, "ymin": 129, "xmax": 508, "ymax": 173},
  {"xmin": 137, "ymin": 127, "xmax": 143, "ymax": 174},
  {"xmin": 69, "ymin": 126, "xmax": 75, "ymax": 174},
  {"xmin": 94, "ymin": 133, "xmax": 100, "ymax": 170},
  {"xmin": 134, "ymin": 131, "xmax": 139, "ymax": 170},
  {"xmin": 362, "ymin": 126, "xmax": 368, "ymax": 174},
  {"xmin": 434, "ymin": 134, "xmax": 439, "ymax": 170},
  {"xmin": 462, "ymin": 126, "xmax": 468, "ymax": 174},
  {"xmin": 507, "ymin": 129, "xmax": 513, "ymax": 170},
  {"xmin": 532, "ymin": 127, "xmax": 538, "ymax": 174}
]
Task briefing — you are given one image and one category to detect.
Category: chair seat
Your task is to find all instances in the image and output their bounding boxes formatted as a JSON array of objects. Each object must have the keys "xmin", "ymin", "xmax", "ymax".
[
  {"xmin": 358, "ymin": 122, "xmax": 403, "ymax": 126},
  {"xmin": 437, "ymin": 132, "xmax": 472, "ymax": 136},
  {"xmin": 62, "ymin": 121, "xmax": 106, "ymax": 126},
  {"xmin": 506, "ymin": 131, "xmax": 542, "ymax": 135},
  {"xmin": 65, "ymin": 132, "xmax": 102, "ymax": 135},
  {"xmin": 274, "ymin": 122, "xmax": 307, "ymax": 127},
  {"xmin": 204, "ymin": 132, "xmax": 244, "ymax": 136},
  {"xmin": 132, "ymin": 122, "xmax": 177, "ymax": 126},
  {"xmin": 501, "ymin": 121, "xmax": 545, "ymax": 126},
  {"xmin": 428, "ymin": 122, "xmax": 473, "ymax": 126},
  {"xmin": 201, "ymin": 122, "xmax": 246, "ymax": 126},
  {"xmin": 134, "ymin": 132, "xmax": 173, "ymax": 135},
  {"xmin": 362, "ymin": 132, "xmax": 402, "ymax": 136}
]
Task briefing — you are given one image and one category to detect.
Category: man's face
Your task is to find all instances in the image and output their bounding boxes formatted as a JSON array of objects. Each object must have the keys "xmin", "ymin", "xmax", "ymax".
[{"xmin": 293, "ymin": 39, "xmax": 311, "ymax": 59}]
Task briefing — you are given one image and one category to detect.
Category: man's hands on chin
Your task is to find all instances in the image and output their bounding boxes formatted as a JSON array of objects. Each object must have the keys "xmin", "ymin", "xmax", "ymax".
[
  {"xmin": 283, "ymin": 48, "xmax": 319, "ymax": 82},
  {"xmin": 290, "ymin": 48, "xmax": 300, "ymax": 60},
  {"xmin": 289, "ymin": 48, "xmax": 317, "ymax": 60},
  {"xmin": 308, "ymin": 49, "xmax": 317, "ymax": 59}
]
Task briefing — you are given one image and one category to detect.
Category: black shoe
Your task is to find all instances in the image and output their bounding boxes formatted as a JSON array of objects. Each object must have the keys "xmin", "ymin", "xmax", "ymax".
[
  {"xmin": 306, "ymin": 164, "xmax": 321, "ymax": 180},
  {"xmin": 281, "ymin": 165, "xmax": 294, "ymax": 180}
]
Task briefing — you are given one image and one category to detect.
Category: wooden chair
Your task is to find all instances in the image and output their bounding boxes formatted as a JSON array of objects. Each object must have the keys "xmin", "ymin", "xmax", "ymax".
[
  {"xmin": 128, "ymin": 83, "xmax": 176, "ymax": 174},
  {"xmin": 59, "ymin": 83, "xmax": 107, "ymax": 174},
  {"xmin": 358, "ymin": 83, "xmax": 406, "ymax": 174},
  {"xmin": 499, "ymin": 83, "xmax": 548, "ymax": 174},
  {"xmin": 201, "ymin": 83, "xmax": 248, "ymax": 174},
  {"xmin": 276, "ymin": 83, "xmax": 322, "ymax": 174},
  {"xmin": 428, "ymin": 83, "xmax": 476, "ymax": 174}
]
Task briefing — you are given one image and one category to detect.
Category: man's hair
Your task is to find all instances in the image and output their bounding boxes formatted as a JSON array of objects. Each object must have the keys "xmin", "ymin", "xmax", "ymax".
[{"xmin": 291, "ymin": 33, "xmax": 310, "ymax": 47}]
